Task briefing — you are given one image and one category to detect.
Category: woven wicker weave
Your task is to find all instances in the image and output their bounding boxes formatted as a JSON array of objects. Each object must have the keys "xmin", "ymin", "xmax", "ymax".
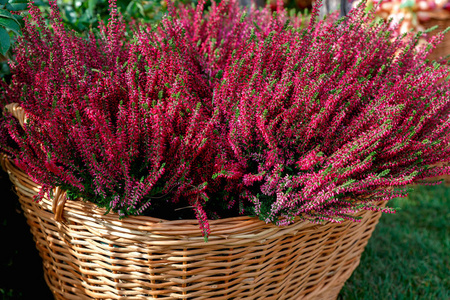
[
  {"xmin": 422, "ymin": 13, "xmax": 450, "ymax": 62},
  {"xmin": 1, "ymin": 103, "xmax": 386, "ymax": 299},
  {"xmin": 1, "ymin": 155, "xmax": 385, "ymax": 300},
  {"xmin": 419, "ymin": 162, "xmax": 450, "ymax": 184}
]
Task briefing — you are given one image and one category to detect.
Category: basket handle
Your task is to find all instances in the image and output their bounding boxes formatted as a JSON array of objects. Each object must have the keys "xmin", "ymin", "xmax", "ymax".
[
  {"xmin": 52, "ymin": 187, "xmax": 67, "ymax": 222},
  {"xmin": 3, "ymin": 103, "xmax": 67, "ymax": 222},
  {"xmin": 4, "ymin": 103, "xmax": 27, "ymax": 128}
]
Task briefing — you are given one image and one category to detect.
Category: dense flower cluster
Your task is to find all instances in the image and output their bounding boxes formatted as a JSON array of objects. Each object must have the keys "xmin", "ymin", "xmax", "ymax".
[
  {"xmin": 212, "ymin": 2, "xmax": 450, "ymax": 226},
  {"xmin": 1, "ymin": 0, "xmax": 450, "ymax": 237}
]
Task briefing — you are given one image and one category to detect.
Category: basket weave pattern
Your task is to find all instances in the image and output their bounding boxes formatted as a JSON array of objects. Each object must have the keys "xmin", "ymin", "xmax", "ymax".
[
  {"xmin": 2, "ymin": 155, "xmax": 384, "ymax": 300},
  {"xmin": 423, "ymin": 17, "xmax": 450, "ymax": 62}
]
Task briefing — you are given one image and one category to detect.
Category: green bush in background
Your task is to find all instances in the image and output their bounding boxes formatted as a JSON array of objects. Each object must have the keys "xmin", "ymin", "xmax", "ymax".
[
  {"xmin": 0, "ymin": 0, "xmax": 26, "ymax": 79},
  {"xmin": 33, "ymin": 0, "xmax": 172, "ymax": 32},
  {"xmin": 0, "ymin": 0, "xmax": 26, "ymax": 55}
]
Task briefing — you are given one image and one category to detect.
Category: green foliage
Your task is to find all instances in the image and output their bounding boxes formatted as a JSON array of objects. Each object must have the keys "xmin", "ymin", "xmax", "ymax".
[
  {"xmin": 0, "ymin": 0, "xmax": 26, "ymax": 56},
  {"xmin": 0, "ymin": 0, "xmax": 27, "ymax": 81},
  {"xmin": 32, "ymin": 0, "xmax": 172, "ymax": 33}
]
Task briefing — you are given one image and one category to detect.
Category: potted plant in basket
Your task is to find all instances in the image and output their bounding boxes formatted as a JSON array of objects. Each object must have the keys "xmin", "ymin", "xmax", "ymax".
[{"xmin": 1, "ymin": 0, "xmax": 450, "ymax": 298}]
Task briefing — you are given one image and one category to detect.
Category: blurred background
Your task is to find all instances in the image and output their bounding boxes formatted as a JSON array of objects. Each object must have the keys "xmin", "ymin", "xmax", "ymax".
[{"xmin": 1, "ymin": 0, "xmax": 449, "ymax": 299}]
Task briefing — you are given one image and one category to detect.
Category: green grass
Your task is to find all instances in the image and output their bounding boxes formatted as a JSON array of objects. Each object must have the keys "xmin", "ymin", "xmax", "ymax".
[{"xmin": 340, "ymin": 183, "xmax": 450, "ymax": 299}]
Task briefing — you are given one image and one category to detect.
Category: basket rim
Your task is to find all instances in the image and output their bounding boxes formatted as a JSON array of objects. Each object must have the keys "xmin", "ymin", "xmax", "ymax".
[{"xmin": 2, "ymin": 153, "xmax": 380, "ymax": 239}]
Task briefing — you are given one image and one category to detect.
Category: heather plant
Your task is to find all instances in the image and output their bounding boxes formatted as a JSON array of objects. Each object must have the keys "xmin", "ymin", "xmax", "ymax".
[
  {"xmin": 211, "ymin": 2, "xmax": 450, "ymax": 225},
  {"xmin": 0, "ymin": 0, "xmax": 220, "ymax": 233},
  {"xmin": 1, "ymin": 0, "xmax": 450, "ymax": 238},
  {"xmin": 0, "ymin": 0, "xmax": 294, "ymax": 237}
]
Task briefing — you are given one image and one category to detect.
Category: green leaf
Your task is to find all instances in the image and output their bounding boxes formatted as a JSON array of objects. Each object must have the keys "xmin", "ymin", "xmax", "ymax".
[
  {"xmin": 0, "ymin": 0, "xmax": 8, "ymax": 6},
  {"xmin": 135, "ymin": 2, "xmax": 145, "ymax": 16},
  {"xmin": 31, "ymin": 0, "xmax": 48, "ymax": 7},
  {"xmin": 0, "ymin": 9, "xmax": 17, "ymax": 20},
  {"xmin": 88, "ymin": 0, "xmax": 97, "ymax": 17},
  {"xmin": 0, "ymin": 26, "xmax": 10, "ymax": 55},
  {"xmin": 8, "ymin": 3, "xmax": 28, "ymax": 11},
  {"xmin": 12, "ymin": 13, "xmax": 23, "ymax": 24},
  {"xmin": 0, "ymin": 17, "xmax": 21, "ymax": 35},
  {"xmin": 125, "ymin": 0, "xmax": 135, "ymax": 14}
]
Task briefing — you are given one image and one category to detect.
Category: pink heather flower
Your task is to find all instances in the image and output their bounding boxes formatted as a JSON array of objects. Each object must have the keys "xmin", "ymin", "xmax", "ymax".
[
  {"xmin": 0, "ymin": 0, "xmax": 449, "ymax": 239},
  {"xmin": 296, "ymin": 148, "xmax": 325, "ymax": 170}
]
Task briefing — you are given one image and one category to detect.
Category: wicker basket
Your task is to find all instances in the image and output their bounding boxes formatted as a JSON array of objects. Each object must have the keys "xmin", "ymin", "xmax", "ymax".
[
  {"xmin": 1, "ymin": 154, "xmax": 385, "ymax": 300},
  {"xmin": 416, "ymin": 162, "xmax": 450, "ymax": 184},
  {"xmin": 421, "ymin": 11, "xmax": 450, "ymax": 62},
  {"xmin": 1, "ymin": 103, "xmax": 386, "ymax": 299}
]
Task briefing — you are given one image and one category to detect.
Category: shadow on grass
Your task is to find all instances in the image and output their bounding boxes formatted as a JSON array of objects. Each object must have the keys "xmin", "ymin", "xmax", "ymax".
[{"xmin": 340, "ymin": 184, "xmax": 450, "ymax": 300}]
